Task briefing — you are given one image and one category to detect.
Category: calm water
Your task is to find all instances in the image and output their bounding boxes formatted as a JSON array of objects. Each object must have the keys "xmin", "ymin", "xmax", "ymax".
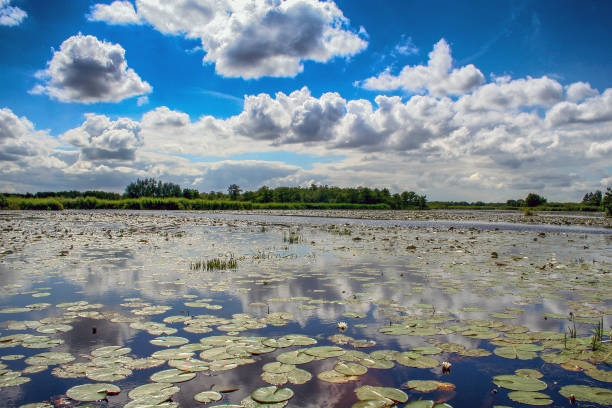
[{"xmin": 0, "ymin": 211, "xmax": 610, "ymax": 407}]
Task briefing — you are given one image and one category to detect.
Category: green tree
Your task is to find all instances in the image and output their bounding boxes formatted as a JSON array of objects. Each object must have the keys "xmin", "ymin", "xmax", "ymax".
[
  {"xmin": 582, "ymin": 190, "xmax": 602, "ymax": 206},
  {"xmin": 603, "ymin": 187, "xmax": 612, "ymax": 216},
  {"xmin": 525, "ymin": 193, "xmax": 547, "ymax": 207},
  {"xmin": 227, "ymin": 184, "xmax": 242, "ymax": 200}
]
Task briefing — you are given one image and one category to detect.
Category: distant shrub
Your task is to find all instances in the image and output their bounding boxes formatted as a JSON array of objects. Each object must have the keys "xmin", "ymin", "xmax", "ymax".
[
  {"xmin": 525, "ymin": 193, "xmax": 547, "ymax": 207},
  {"xmin": 603, "ymin": 187, "xmax": 612, "ymax": 217}
]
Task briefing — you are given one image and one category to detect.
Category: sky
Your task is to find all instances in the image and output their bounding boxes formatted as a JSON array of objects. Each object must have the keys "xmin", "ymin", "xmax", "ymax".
[{"xmin": 0, "ymin": 0, "xmax": 611, "ymax": 201}]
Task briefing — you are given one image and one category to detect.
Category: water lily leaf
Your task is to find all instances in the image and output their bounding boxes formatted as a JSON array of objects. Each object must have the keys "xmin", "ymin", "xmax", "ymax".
[
  {"xmin": 25, "ymin": 352, "xmax": 75, "ymax": 366},
  {"xmin": 334, "ymin": 362, "xmax": 367, "ymax": 376},
  {"xmin": 261, "ymin": 372, "xmax": 288, "ymax": 386},
  {"xmin": 18, "ymin": 403, "xmax": 54, "ymax": 408},
  {"xmin": 317, "ymin": 370, "xmax": 358, "ymax": 383},
  {"xmin": 507, "ymin": 391, "xmax": 552, "ymax": 406},
  {"xmin": 559, "ymin": 385, "xmax": 612, "ymax": 405},
  {"xmin": 168, "ymin": 358, "xmax": 210, "ymax": 371},
  {"xmin": 150, "ymin": 368, "xmax": 196, "ymax": 383},
  {"xmin": 493, "ymin": 346, "xmax": 537, "ymax": 360},
  {"xmin": 412, "ymin": 346, "xmax": 442, "ymax": 355},
  {"xmin": 403, "ymin": 380, "xmax": 454, "ymax": 393},
  {"xmin": 152, "ymin": 349, "xmax": 194, "ymax": 361},
  {"xmin": 403, "ymin": 400, "xmax": 434, "ymax": 408},
  {"xmin": 150, "ymin": 336, "xmax": 189, "ymax": 347},
  {"xmin": 86, "ymin": 366, "xmax": 132, "ymax": 382},
  {"xmin": 91, "ymin": 346, "xmax": 131, "ymax": 358},
  {"xmin": 276, "ymin": 350, "xmax": 314, "ymax": 364},
  {"xmin": 241, "ymin": 397, "xmax": 288, "ymax": 408},
  {"xmin": 128, "ymin": 383, "xmax": 179, "ymax": 401},
  {"xmin": 263, "ymin": 362, "xmax": 295, "ymax": 374},
  {"xmin": 36, "ymin": 324, "xmax": 72, "ymax": 334},
  {"xmin": 66, "ymin": 383, "xmax": 120, "ymax": 402},
  {"xmin": 396, "ymin": 352, "xmax": 439, "ymax": 368},
  {"xmin": 194, "ymin": 390, "xmax": 223, "ymax": 403},
  {"xmin": 286, "ymin": 368, "xmax": 312, "ymax": 384},
  {"xmin": 493, "ymin": 375, "xmax": 547, "ymax": 392},
  {"xmin": 352, "ymin": 400, "xmax": 394, "ymax": 408},
  {"xmin": 515, "ymin": 369, "xmax": 543, "ymax": 379},
  {"xmin": 355, "ymin": 386, "xmax": 408, "ymax": 403},
  {"xmin": 304, "ymin": 346, "xmax": 345, "ymax": 358},
  {"xmin": 251, "ymin": 386, "xmax": 294, "ymax": 403},
  {"xmin": 584, "ymin": 368, "xmax": 612, "ymax": 382}
]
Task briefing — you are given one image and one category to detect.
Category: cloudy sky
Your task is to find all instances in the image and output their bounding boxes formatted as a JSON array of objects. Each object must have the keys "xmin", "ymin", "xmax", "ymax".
[{"xmin": 1, "ymin": 0, "xmax": 611, "ymax": 201}]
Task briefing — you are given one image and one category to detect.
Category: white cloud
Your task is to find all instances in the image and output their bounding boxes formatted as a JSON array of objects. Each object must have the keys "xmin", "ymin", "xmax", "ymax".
[
  {"xmin": 393, "ymin": 36, "xmax": 419, "ymax": 56},
  {"xmin": 566, "ymin": 81, "xmax": 598, "ymax": 102},
  {"xmin": 31, "ymin": 34, "xmax": 152, "ymax": 103},
  {"xmin": 0, "ymin": 108, "xmax": 55, "ymax": 162},
  {"xmin": 546, "ymin": 89, "xmax": 612, "ymax": 127},
  {"xmin": 0, "ymin": 0, "xmax": 26, "ymax": 26},
  {"xmin": 360, "ymin": 39, "xmax": 485, "ymax": 96},
  {"xmin": 88, "ymin": 1, "xmax": 142, "ymax": 25},
  {"xmin": 91, "ymin": 0, "xmax": 368, "ymax": 78},
  {"xmin": 61, "ymin": 113, "xmax": 142, "ymax": 161}
]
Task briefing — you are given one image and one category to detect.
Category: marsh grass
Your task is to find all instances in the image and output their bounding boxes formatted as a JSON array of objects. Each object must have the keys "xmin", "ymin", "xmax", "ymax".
[
  {"xmin": 190, "ymin": 255, "xmax": 237, "ymax": 271},
  {"xmin": 283, "ymin": 230, "xmax": 302, "ymax": 244}
]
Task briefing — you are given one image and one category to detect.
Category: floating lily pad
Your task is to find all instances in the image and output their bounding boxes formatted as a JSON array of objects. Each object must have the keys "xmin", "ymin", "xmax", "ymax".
[
  {"xmin": 251, "ymin": 386, "xmax": 294, "ymax": 403},
  {"xmin": 241, "ymin": 397, "xmax": 288, "ymax": 408},
  {"xmin": 66, "ymin": 383, "xmax": 120, "ymax": 402},
  {"xmin": 396, "ymin": 352, "xmax": 439, "ymax": 368},
  {"xmin": 515, "ymin": 369, "xmax": 544, "ymax": 379},
  {"xmin": 493, "ymin": 375, "xmax": 547, "ymax": 392},
  {"xmin": 559, "ymin": 385, "xmax": 612, "ymax": 405},
  {"xmin": 304, "ymin": 346, "xmax": 345, "ymax": 358},
  {"xmin": 128, "ymin": 383, "xmax": 179, "ymax": 401},
  {"xmin": 150, "ymin": 369, "xmax": 196, "ymax": 383},
  {"xmin": 86, "ymin": 366, "xmax": 132, "ymax": 382},
  {"xmin": 317, "ymin": 370, "xmax": 358, "ymax": 383},
  {"xmin": 507, "ymin": 391, "xmax": 552, "ymax": 406},
  {"xmin": 91, "ymin": 346, "xmax": 131, "ymax": 358},
  {"xmin": 25, "ymin": 352, "xmax": 75, "ymax": 366},
  {"xmin": 194, "ymin": 390, "xmax": 223, "ymax": 403},
  {"xmin": 355, "ymin": 386, "xmax": 408, "ymax": 403},
  {"xmin": 334, "ymin": 362, "xmax": 367, "ymax": 376},
  {"xmin": 150, "ymin": 336, "xmax": 189, "ymax": 347}
]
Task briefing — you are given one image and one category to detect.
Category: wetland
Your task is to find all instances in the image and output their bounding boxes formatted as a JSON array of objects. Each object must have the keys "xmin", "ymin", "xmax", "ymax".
[{"xmin": 0, "ymin": 210, "xmax": 610, "ymax": 408}]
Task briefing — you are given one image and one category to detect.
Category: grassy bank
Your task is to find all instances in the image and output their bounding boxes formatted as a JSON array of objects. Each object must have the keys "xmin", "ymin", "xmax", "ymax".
[
  {"xmin": 428, "ymin": 201, "xmax": 602, "ymax": 212},
  {"xmin": 0, "ymin": 196, "xmax": 391, "ymax": 211}
]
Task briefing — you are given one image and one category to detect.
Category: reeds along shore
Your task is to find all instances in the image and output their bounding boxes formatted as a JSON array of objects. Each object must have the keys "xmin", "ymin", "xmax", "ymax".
[{"xmin": 0, "ymin": 196, "xmax": 392, "ymax": 211}]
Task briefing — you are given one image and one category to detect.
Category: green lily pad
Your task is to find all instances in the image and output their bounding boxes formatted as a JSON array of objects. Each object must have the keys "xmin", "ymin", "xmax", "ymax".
[
  {"xmin": 18, "ymin": 403, "xmax": 54, "ymax": 408},
  {"xmin": 585, "ymin": 368, "xmax": 612, "ymax": 382},
  {"xmin": 91, "ymin": 346, "xmax": 131, "ymax": 358},
  {"xmin": 404, "ymin": 402, "xmax": 434, "ymax": 408},
  {"xmin": 150, "ymin": 368, "xmax": 196, "ymax": 383},
  {"xmin": 286, "ymin": 368, "xmax": 312, "ymax": 384},
  {"xmin": 396, "ymin": 352, "xmax": 439, "ymax": 368},
  {"xmin": 493, "ymin": 375, "xmax": 547, "ymax": 392},
  {"xmin": 251, "ymin": 386, "xmax": 294, "ymax": 403},
  {"xmin": 86, "ymin": 366, "xmax": 132, "ymax": 382},
  {"xmin": 317, "ymin": 370, "xmax": 358, "ymax": 383},
  {"xmin": 25, "ymin": 352, "xmax": 75, "ymax": 366},
  {"xmin": 194, "ymin": 390, "xmax": 223, "ymax": 403},
  {"xmin": 263, "ymin": 362, "xmax": 295, "ymax": 374},
  {"xmin": 241, "ymin": 397, "xmax": 288, "ymax": 408},
  {"xmin": 128, "ymin": 383, "xmax": 179, "ymax": 401},
  {"xmin": 304, "ymin": 346, "xmax": 345, "ymax": 358},
  {"xmin": 559, "ymin": 385, "xmax": 612, "ymax": 405},
  {"xmin": 334, "ymin": 362, "xmax": 367, "ymax": 376},
  {"xmin": 66, "ymin": 383, "xmax": 120, "ymax": 402},
  {"xmin": 402, "ymin": 380, "xmax": 453, "ymax": 393},
  {"xmin": 355, "ymin": 386, "xmax": 408, "ymax": 403},
  {"xmin": 507, "ymin": 391, "xmax": 552, "ymax": 406},
  {"xmin": 150, "ymin": 336, "xmax": 189, "ymax": 347},
  {"xmin": 168, "ymin": 358, "xmax": 210, "ymax": 371},
  {"xmin": 515, "ymin": 369, "xmax": 544, "ymax": 379}
]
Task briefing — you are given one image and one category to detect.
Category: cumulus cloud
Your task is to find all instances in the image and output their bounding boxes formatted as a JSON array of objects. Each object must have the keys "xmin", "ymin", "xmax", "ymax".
[
  {"xmin": 0, "ymin": 108, "xmax": 53, "ymax": 162},
  {"xmin": 546, "ymin": 89, "xmax": 612, "ymax": 127},
  {"xmin": 91, "ymin": 0, "xmax": 367, "ymax": 78},
  {"xmin": 0, "ymin": 0, "xmax": 26, "ymax": 26},
  {"xmin": 232, "ymin": 87, "xmax": 346, "ymax": 143},
  {"xmin": 32, "ymin": 34, "xmax": 152, "ymax": 103},
  {"xmin": 61, "ymin": 113, "xmax": 142, "ymax": 161},
  {"xmin": 360, "ymin": 39, "xmax": 485, "ymax": 96},
  {"xmin": 88, "ymin": 1, "xmax": 141, "ymax": 25}
]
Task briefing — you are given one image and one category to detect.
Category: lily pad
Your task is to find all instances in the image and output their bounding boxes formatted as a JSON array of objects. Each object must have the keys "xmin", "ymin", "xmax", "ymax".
[
  {"xmin": 334, "ymin": 362, "xmax": 367, "ymax": 376},
  {"xmin": 559, "ymin": 385, "xmax": 612, "ymax": 405},
  {"xmin": 493, "ymin": 375, "xmax": 547, "ymax": 392},
  {"xmin": 507, "ymin": 391, "xmax": 552, "ymax": 406},
  {"xmin": 150, "ymin": 368, "xmax": 196, "ymax": 383},
  {"xmin": 194, "ymin": 390, "xmax": 223, "ymax": 403},
  {"xmin": 251, "ymin": 386, "xmax": 294, "ymax": 403},
  {"xmin": 304, "ymin": 346, "xmax": 345, "ymax": 358},
  {"xmin": 355, "ymin": 386, "xmax": 408, "ymax": 403},
  {"xmin": 66, "ymin": 383, "xmax": 120, "ymax": 402}
]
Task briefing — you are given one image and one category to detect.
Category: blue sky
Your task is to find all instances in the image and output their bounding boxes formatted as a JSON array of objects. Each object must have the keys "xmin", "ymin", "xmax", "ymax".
[{"xmin": 1, "ymin": 0, "xmax": 611, "ymax": 200}]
